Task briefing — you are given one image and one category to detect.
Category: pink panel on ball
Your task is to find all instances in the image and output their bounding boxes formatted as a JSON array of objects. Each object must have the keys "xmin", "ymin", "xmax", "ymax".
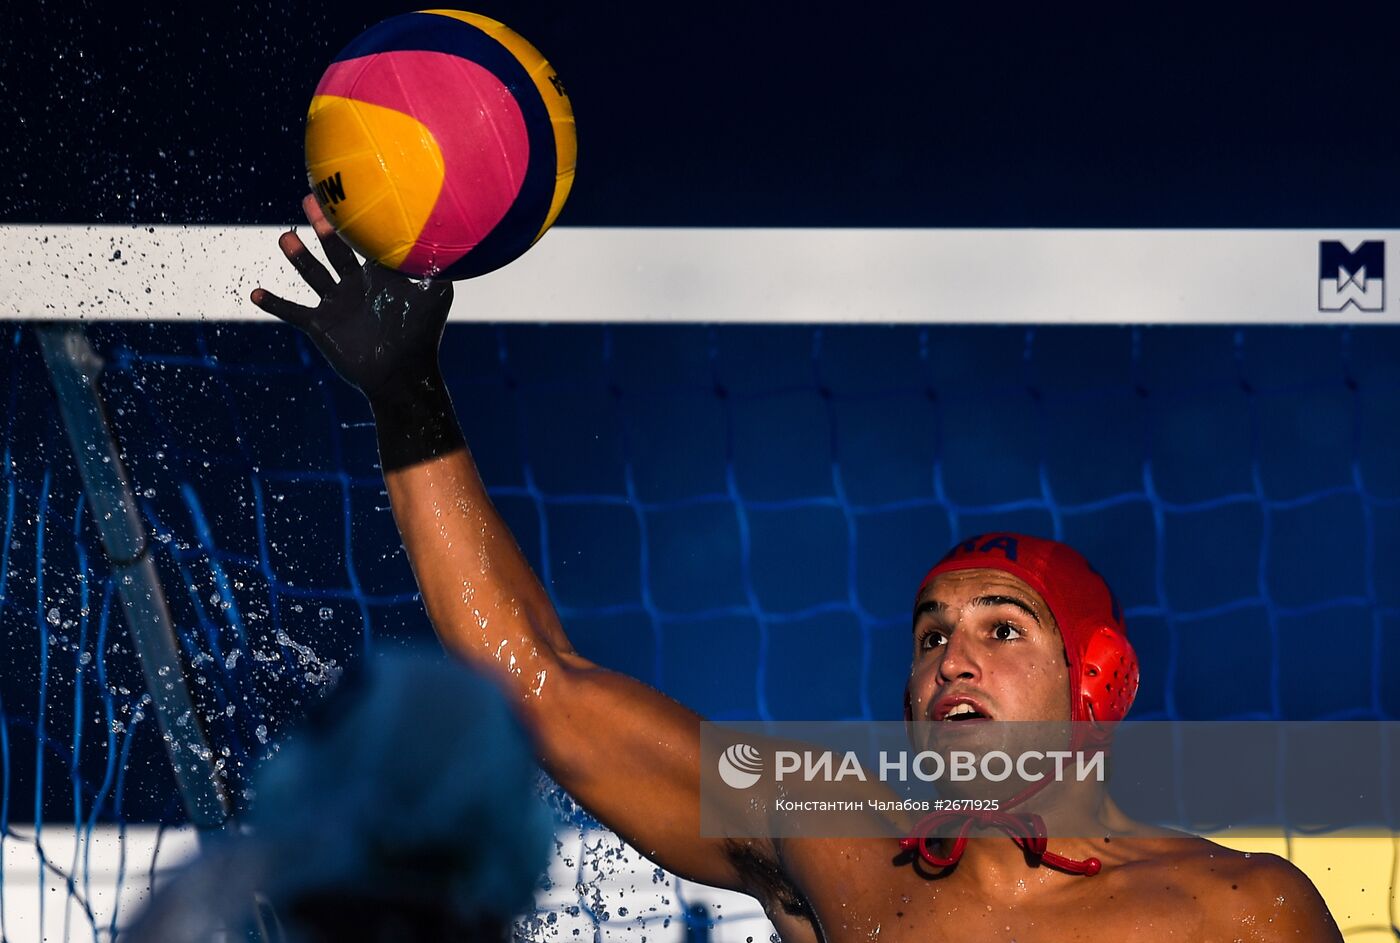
[{"xmin": 316, "ymin": 52, "xmax": 530, "ymax": 273}]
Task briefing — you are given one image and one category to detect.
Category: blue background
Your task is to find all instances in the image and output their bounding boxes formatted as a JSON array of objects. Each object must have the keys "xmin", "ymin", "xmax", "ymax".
[{"xmin": 3, "ymin": 1, "xmax": 1400, "ymax": 226}]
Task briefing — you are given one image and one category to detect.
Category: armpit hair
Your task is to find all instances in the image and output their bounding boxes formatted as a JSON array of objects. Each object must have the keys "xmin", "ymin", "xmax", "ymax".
[{"xmin": 723, "ymin": 839, "xmax": 813, "ymax": 919}]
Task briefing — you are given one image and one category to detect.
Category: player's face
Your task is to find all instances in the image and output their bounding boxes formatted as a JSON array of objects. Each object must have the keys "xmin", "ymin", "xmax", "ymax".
[{"xmin": 905, "ymin": 568, "xmax": 1072, "ymax": 724}]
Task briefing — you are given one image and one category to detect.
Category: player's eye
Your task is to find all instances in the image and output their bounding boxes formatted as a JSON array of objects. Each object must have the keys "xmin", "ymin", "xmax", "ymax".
[
  {"xmin": 992, "ymin": 622, "xmax": 1024, "ymax": 642},
  {"xmin": 918, "ymin": 630, "xmax": 947, "ymax": 651}
]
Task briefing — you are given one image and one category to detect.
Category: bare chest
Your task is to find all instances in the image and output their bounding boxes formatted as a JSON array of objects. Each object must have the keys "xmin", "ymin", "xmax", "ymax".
[
  {"xmin": 782, "ymin": 845, "xmax": 1214, "ymax": 943},
  {"xmin": 827, "ymin": 896, "xmax": 1212, "ymax": 943}
]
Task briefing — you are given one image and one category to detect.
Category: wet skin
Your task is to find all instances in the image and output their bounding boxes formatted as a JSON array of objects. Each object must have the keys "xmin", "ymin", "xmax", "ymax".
[
  {"xmin": 767, "ymin": 831, "xmax": 1334, "ymax": 943},
  {"xmin": 256, "ymin": 206, "xmax": 1342, "ymax": 943}
]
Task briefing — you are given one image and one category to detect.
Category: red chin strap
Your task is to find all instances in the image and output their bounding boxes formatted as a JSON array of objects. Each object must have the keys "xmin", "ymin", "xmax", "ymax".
[{"xmin": 898, "ymin": 779, "xmax": 1102, "ymax": 877}]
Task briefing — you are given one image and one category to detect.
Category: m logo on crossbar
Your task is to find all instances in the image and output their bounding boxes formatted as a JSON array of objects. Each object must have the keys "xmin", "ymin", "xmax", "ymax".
[{"xmin": 1318, "ymin": 240, "xmax": 1385, "ymax": 312}]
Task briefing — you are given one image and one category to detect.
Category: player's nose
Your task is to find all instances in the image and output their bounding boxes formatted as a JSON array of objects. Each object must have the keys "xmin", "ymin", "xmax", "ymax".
[{"xmin": 936, "ymin": 629, "xmax": 982, "ymax": 685}]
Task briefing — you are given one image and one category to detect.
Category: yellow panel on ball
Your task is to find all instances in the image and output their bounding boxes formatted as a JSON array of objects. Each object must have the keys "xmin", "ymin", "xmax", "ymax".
[{"xmin": 304, "ymin": 95, "xmax": 446, "ymax": 269}]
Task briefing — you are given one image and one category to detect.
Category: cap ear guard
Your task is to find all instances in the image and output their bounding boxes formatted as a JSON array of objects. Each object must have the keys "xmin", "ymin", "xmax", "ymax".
[{"xmin": 1077, "ymin": 625, "xmax": 1139, "ymax": 727}]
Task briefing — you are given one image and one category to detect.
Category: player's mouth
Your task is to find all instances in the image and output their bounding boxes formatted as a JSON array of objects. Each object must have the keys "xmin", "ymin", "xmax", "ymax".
[{"xmin": 932, "ymin": 694, "xmax": 994, "ymax": 722}]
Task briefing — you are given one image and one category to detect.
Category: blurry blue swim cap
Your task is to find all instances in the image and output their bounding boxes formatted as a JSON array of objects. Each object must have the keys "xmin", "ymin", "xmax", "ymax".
[
  {"xmin": 250, "ymin": 649, "xmax": 552, "ymax": 925},
  {"xmin": 125, "ymin": 650, "xmax": 552, "ymax": 941}
]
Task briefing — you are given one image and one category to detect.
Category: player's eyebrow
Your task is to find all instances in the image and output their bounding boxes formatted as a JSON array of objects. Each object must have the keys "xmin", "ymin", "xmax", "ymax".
[
  {"xmin": 912, "ymin": 593, "xmax": 1043, "ymax": 631},
  {"xmin": 911, "ymin": 599, "xmax": 947, "ymax": 628},
  {"xmin": 968, "ymin": 594, "xmax": 1041, "ymax": 625}
]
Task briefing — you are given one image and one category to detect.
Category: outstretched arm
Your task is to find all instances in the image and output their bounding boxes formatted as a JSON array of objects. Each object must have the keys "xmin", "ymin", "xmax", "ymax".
[{"xmin": 252, "ymin": 197, "xmax": 771, "ymax": 892}]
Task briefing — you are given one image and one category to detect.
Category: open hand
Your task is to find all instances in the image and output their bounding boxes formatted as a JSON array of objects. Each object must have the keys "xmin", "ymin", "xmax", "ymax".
[{"xmin": 251, "ymin": 195, "xmax": 453, "ymax": 403}]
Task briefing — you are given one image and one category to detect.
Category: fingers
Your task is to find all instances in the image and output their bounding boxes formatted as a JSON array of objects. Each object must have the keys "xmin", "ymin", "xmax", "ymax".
[
  {"xmin": 301, "ymin": 191, "xmax": 331, "ymax": 229},
  {"xmin": 277, "ymin": 230, "xmax": 338, "ymax": 298},
  {"xmin": 302, "ymin": 193, "xmax": 360, "ymax": 280},
  {"xmin": 249, "ymin": 287, "xmax": 317, "ymax": 331}
]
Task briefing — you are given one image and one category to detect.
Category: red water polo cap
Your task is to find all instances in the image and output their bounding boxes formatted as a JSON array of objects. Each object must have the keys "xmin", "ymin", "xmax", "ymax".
[{"xmin": 917, "ymin": 533, "xmax": 1139, "ymax": 727}]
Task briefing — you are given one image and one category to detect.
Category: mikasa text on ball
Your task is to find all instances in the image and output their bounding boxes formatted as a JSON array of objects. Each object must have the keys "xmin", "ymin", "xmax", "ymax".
[{"xmin": 304, "ymin": 9, "xmax": 576, "ymax": 280}]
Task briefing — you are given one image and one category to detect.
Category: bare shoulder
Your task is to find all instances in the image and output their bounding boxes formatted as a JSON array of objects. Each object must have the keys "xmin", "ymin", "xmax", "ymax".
[
  {"xmin": 1211, "ymin": 848, "xmax": 1340, "ymax": 941},
  {"xmin": 1136, "ymin": 836, "xmax": 1342, "ymax": 942}
]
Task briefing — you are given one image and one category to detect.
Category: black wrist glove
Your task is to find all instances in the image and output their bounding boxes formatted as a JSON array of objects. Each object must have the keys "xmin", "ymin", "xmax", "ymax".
[{"xmin": 252, "ymin": 197, "xmax": 465, "ymax": 472}]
